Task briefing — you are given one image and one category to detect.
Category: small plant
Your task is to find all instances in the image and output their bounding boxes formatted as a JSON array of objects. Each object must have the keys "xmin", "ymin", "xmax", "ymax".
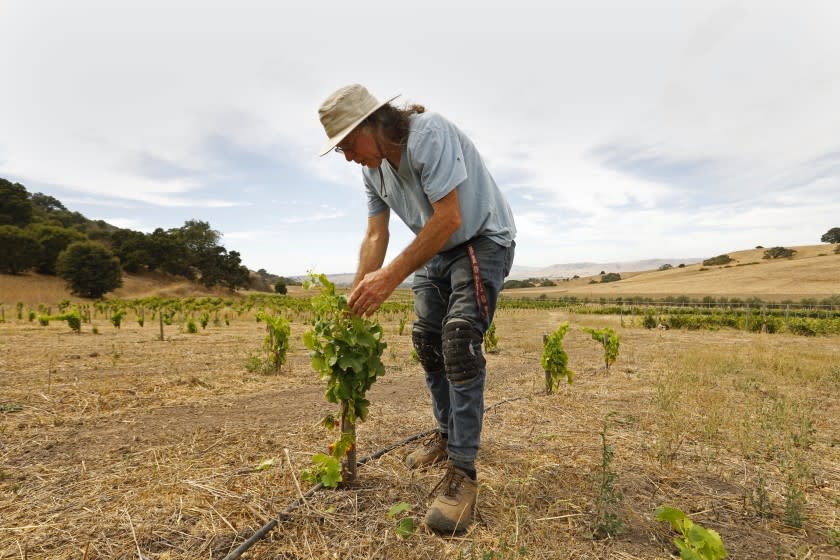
[
  {"xmin": 398, "ymin": 314, "xmax": 409, "ymax": 336},
  {"xmin": 0, "ymin": 403, "xmax": 23, "ymax": 414},
  {"xmin": 186, "ymin": 318, "xmax": 198, "ymax": 334},
  {"xmin": 110, "ymin": 308, "xmax": 124, "ymax": 329},
  {"xmin": 484, "ymin": 321, "xmax": 499, "ymax": 353},
  {"xmin": 655, "ymin": 506, "xmax": 728, "ymax": 559},
  {"xmin": 750, "ymin": 474, "xmax": 772, "ymax": 519},
  {"xmin": 257, "ymin": 311, "xmax": 291, "ymax": 373},
  {"xmin": 61, "ymin": 309, "xmax": 82, "ymax": 333},
  {"xmin": 244, "ymin": 353, "xmax": 269, "ymax": 374},
  {"xmin": 783, "ymin": 459, "xmax": 807, "ymax": 528},
  {"xmin": 582, "ymin": 327, "xmax": 620, "ymax": 370},
  {"xmin": 541, "ymin": 323, "xmax": 573, "ymax": 393},
  {"xmin": 199, "ymin": 311, "xmax": 210, "ymax": 330},
  {"xmin": 593, "ymin": 413, "xmax": 624, "ymax": 539},
  {"xmin": 302, "ymin": 274, "xmax": 386, "ymax": 486},
  {"xmin": 387, "ymin": 502, "xmax": 415, "ymax": 539},
  {"xmin": 827, "ymin": 527, "xmax": 840, "ymax": 547}
]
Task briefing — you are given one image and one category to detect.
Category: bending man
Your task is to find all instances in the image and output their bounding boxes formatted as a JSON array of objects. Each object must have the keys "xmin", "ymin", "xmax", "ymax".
[{"xmin": 317, "ymin": 84, "xmax": 516, "ymax": 533}]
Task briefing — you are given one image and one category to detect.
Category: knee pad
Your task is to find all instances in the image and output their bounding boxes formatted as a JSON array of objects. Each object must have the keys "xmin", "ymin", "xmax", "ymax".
[
  {"xmin": 442, "ymin": 319, "xmax": 486, "ymax": 384},
  {"xmin": 412, "ymin": 331, "xmax": 444, "ymax": 374}
]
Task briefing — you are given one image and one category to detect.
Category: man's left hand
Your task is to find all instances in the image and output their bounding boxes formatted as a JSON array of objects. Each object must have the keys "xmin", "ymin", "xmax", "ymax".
[{"xmin": 348, "ymin": 268, "xmax": 399, "ymax": 317}]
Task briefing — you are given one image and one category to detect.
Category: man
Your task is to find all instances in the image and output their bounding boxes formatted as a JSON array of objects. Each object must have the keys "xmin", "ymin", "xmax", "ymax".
[{"xmin": 318, "ymin": 84, "xmax": 516, "ymax": 533}]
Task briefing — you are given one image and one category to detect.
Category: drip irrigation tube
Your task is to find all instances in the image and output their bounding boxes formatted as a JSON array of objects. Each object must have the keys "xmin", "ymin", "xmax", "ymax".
[{"xmin": 222, "ymin": 396, "xmax": 531, "ymax": 560}]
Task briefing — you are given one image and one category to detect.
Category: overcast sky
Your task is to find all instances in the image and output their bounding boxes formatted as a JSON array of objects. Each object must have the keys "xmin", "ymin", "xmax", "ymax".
[{"xmin": 2, "ymin": 1, "xmax": 839, "ymax": 276}]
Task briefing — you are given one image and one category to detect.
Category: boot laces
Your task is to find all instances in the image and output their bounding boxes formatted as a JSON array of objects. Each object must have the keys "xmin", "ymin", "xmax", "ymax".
[
  {"xmin": 429, "ymin": 465, "xmax": 465, "ymax": 498},
  {"xmin": 422, "ymin": 431, "xmax": 444, "ymax": 449}
]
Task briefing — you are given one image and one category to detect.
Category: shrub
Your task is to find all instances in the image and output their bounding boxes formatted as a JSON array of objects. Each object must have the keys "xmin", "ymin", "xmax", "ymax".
[
  {"xmin": 0, "ymin": 226, "xmax": 42, "ymax": 274},
  {"xmin": 503, "ymin": 279, "xmax": 535, "ymax": 289},
  {"xmin": 702, "ymin": 254, "xmax": 733, "ymax": 266},
  {"xmin": 56, "ymin": 241, "xmax": 122, "ymax": 298},
  {"xmin": 821, "ymin": 227, "xmax": 840, "ymax": 244},
  {"xmin": 763, "ymin": 246, "xmax": 796, "ymax": 259},
  {"xmin": 274, "ymin": 278, "xmax": 288, "ymax": 294},
  {"xmin": 30, "ymin": 225, "xmax": 86, "ymax": 275},
  {"xmin": 658, "ymin": 264, "xmax": 673, "ymax": 271},
  {"xmin": 601, "ymin": 272, "xmax": 621, "ymax": 283}
]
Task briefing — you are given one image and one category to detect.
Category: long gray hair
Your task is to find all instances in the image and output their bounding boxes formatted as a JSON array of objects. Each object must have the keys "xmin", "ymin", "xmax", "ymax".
[{"xmin": 362, "ymin": 103, "xmax": 426, "ymax": 148}]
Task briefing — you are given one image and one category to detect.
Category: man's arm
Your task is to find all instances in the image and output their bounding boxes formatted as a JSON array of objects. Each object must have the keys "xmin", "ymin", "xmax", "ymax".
[
  {"xmin": 349, "ymin": 189, "xmax": 461, "ymax": 316},
  {"xmin": 352, "ymin": 209, "xmax": 391, "ymax": 290}
]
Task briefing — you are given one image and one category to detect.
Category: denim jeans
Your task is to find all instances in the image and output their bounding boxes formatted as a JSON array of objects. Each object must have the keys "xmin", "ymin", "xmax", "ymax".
[{"xmin": 412, "ymin": 237, "xmax": 515, "ymax": 470}]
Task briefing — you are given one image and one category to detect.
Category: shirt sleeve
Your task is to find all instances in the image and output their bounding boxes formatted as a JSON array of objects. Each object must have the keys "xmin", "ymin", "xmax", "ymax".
[
  {"xmin": 364, "ymin": 170, "xmax": 389, "ymax": 217},
  {"xmin": 410, "ymin": 116, "xmax": 468, "ymax": 203}
]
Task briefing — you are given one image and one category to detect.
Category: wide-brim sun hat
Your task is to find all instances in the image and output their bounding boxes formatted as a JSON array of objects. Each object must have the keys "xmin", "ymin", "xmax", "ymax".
[{"xmin": 318, "ymin": 84, "xmax": 400, "ymax": 156}]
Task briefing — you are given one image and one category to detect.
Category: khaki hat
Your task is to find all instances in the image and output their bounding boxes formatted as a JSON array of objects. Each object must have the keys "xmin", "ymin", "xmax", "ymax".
[{"xmin": 317, "ymin": 84, "xmax": 400, "ymax": 156}]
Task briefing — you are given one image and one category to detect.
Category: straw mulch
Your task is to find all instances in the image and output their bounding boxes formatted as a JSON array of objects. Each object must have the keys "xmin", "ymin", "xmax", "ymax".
[{"xmin": 1, "ymin": 308, "xmax": 838, "ymax": 559}]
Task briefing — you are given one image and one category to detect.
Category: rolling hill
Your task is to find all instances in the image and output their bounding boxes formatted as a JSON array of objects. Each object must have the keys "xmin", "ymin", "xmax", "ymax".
[
  {"xmin": 503, "ymin": 244, "xmax": 839, "ymax": 301},
  {"xmin": 2, "ymin": 244, "xmax": 837, "ymax": 306}
]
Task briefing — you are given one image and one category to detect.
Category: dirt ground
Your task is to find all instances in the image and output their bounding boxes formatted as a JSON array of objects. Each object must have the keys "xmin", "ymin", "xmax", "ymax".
[{"xmin": 1, "ymin": 308, "xmax": 839, "ymax": 559}]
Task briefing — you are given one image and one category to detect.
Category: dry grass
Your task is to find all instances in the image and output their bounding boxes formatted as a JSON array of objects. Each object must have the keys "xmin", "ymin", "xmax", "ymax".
[
  {"xmin": 0, "ymin": 271, "xmax": 234, "ymax": 307},
  {"xmin": 508, "ymin": 244, "xmax": 840, "ymax": 301},
  {"xmin": 1, "ymin": 304, "xmax": 839, "ymax": 559}
]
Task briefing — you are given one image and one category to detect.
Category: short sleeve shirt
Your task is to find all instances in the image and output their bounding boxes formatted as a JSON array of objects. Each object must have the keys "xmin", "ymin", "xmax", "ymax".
[{"xmin": 362, "ymin": 112, "xmax": 516, "ymax": 251}]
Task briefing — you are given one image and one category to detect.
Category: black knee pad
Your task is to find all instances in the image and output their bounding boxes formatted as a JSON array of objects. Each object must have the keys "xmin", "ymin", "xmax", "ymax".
[
  {"xmin": 412, "ymin": 331, "xmax": 445, "ymax": 374},
  {"xmin": 442, "ymin": 319, "xmax": 486, "ymax": 384}
]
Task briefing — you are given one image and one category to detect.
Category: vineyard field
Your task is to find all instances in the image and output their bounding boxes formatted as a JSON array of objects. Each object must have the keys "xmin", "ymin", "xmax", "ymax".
[{"xmin": 1, "ymin": 300, "xmax": 839, "ymax": 559}]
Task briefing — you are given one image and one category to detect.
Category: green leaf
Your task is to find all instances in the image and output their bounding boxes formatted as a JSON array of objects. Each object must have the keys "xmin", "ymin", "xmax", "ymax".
[
  {"xmin": 254, "ymin": 458, "xmax": 275, "ymax": 471},
  {"xmin": 387, "ymin": 502, "xmax": 412, "ymax": 518},
  {"xmin": 311, "ymin": 453, "xmax": 342, "ymax": 488},
  {"xmin": 655, "ymin": 506, "xmax": 691, "ymax": 533},
  {"xmin": 322, "ymin": 414, "xmax": 337, "ymax": 431},
  {"xmin": 355, "ymin": 398, "xmax": 370, "ymax": 422},
  {"xmin": 395, "ymin": 517, "xmax": 415, "ymax": 538}
]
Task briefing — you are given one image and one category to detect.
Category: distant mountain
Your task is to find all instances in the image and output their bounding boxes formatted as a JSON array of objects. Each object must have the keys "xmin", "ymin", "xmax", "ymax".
[
  {"xmin": 506, "ymin": 258, "xmax": 703, "ymax": 280},
  {"xmin": 300, "ymin": 257, "xmax": 703, "ymax": 287}
]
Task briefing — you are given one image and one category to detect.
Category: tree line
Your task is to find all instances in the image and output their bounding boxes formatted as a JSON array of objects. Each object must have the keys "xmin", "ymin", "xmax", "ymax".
[{"xmin": 0, "ymin": 178, "xmax": 250, "ymax": 297}]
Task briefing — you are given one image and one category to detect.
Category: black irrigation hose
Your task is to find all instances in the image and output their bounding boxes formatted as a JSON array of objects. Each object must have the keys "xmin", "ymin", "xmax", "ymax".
[{"xmin": 222, "ymin": 396, "xmax": 533, "ymax": 560}]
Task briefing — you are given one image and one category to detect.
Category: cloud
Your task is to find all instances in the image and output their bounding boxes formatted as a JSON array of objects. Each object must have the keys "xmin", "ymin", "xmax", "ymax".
[{"xmin": 2, "ymin": 1, "xmax": 840, "ymax": 275}]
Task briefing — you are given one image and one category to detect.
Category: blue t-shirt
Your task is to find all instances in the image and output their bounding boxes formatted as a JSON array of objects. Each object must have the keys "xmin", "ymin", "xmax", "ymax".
[{"xmin": 363, "ymin": 112, "xmax": 516, "ymax": 251}]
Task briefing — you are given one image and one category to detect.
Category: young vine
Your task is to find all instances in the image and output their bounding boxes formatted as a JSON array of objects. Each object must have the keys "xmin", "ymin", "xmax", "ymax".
[{"xmin": 302, "ymin": 274, "xmax": 386, "ymax": 487}]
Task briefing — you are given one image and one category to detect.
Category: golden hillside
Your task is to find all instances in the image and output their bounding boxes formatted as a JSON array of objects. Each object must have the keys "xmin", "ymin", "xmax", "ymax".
[
  {"xmin": 2, "ymin": 244, "xmax": 838, "ymax": 306},
  {"xmin": 505, "ymin": 244, "xmax": 840, "ymax": 301},
  {"xmin": 0, "ymin": 270, "xmax": 237, "ymax": 306}
]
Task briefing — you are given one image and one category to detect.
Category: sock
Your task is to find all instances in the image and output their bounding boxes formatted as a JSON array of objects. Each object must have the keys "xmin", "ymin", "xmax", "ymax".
[{"xmin": 453, "ymin": 462, "xmax": 476, "ymax": 480}]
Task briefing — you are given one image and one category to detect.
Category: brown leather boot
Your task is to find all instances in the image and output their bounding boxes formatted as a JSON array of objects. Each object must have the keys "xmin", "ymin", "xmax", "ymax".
[
  {"xmin": 424, "ymin": 465, "xmax": 478, "ymax": 534},
  {"xmin": 405, "ymin": 431, "xmax": 448, "ymax": 469}
]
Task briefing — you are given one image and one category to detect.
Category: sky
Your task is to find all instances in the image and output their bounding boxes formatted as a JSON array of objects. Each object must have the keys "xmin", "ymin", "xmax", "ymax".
[{"xmin": 2, "ymin": 1, "xmax": 839, "ymax": 276}]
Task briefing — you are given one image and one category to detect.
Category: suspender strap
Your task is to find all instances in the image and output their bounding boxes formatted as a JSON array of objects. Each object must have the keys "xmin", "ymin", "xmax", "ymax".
[{"xmin": 466, "ymin": 244, "xmax": 490, "ymax": 322}]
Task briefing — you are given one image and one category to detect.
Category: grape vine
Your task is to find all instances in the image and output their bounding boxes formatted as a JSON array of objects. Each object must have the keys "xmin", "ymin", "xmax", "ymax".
[
  {"xmin": 302, "ymin": 274, "xmax": 387, "ymax": 487},
  {"xmin": 542, "ymin": 322, "xmax": 574, "ymax": 394}
]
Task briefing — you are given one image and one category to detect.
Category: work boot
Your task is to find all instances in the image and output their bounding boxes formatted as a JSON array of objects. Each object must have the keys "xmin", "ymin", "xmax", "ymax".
[
  {"xmin": 405, "ymin": 431, "xmax": 448, "ymax": 469},
  {"xmin": 424, "ymin": 465, "xmax": 478, "ymax": 534}
]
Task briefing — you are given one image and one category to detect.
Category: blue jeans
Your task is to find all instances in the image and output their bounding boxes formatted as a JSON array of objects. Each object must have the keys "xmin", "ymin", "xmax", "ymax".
[{"xmin": 412, "ymin": 237, "xmax": 515, "ymax": 470}]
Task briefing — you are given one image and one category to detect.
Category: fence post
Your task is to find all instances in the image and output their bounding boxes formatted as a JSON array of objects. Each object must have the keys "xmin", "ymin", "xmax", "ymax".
[{"xmin": 159, "ymin": 311, "xmax": 164, "ymax": 341}]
